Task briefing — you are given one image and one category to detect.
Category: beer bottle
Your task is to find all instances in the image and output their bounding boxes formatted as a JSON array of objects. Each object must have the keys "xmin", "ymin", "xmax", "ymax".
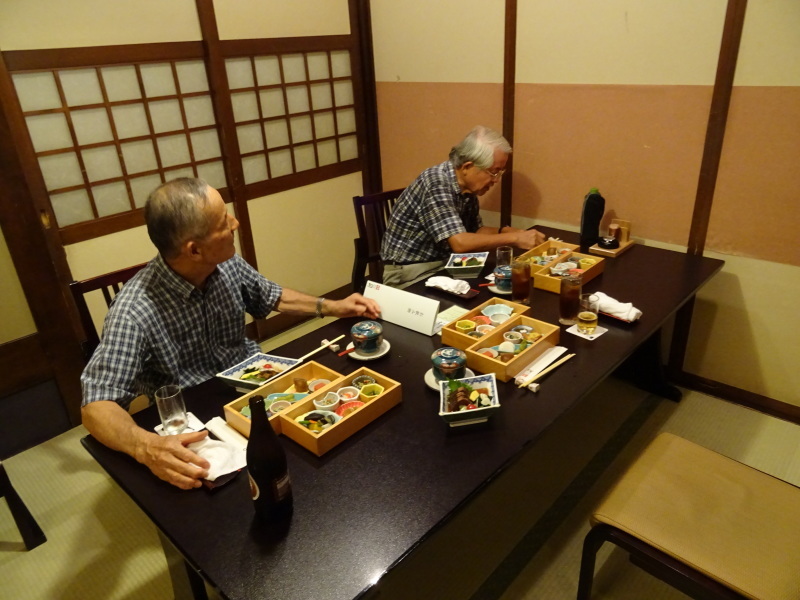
[{"xmin": 246, "ymin": 395, "xmax": 293, "ymax": 523}]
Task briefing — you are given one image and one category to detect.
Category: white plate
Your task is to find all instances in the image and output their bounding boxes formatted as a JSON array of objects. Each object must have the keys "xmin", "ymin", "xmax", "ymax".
[
  {"xmin": 345, "ymin": 339, "xmax": 391, "ymax": 361},
  {"xmin": 487, "ymin": 285, "xmax": 512, "ymax": 295},
  {"xmin": 424, "ymin": 367, "xmax": 475, "ymax": 391}
]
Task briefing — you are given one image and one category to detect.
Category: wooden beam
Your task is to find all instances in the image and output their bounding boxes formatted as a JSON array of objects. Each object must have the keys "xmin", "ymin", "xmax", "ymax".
[
  {"xmin": 500, "ymin": 0, "xmax": 517, "ymax": 229},
  {"xmin": 687, "ymin": 0, "xmax": 748, "ymax": 256},
  {"xmin": 352, "ymin": 0, "xmax": 382, "ymax": 194}
]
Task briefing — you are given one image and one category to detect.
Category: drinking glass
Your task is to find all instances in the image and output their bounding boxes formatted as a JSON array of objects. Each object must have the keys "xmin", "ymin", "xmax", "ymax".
[
  {"xmin": 155, "ymin": 385, "xmax": 188, "ymax": 435},
  {"xmin": 496, "ymin": 246, "xmax": 513, "ymax": 268},
  {"xmin": 577, "ymin": 293, "xmax": 600, "ymax": 335},
  {"xmin": 511, "ymin": 259, "xmax": 531, "ymax": 305},
  {"xmin": 559, "ymin": 273, "xmax": 582, "ymax": 325}
]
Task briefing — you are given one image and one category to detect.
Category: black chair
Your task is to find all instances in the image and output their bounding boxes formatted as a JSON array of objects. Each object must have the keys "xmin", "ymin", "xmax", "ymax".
[
  {"xmin": 69, "ymin": 263, "xmax": 147, "ymax": 361},
  {"xmin": 0, "ymin": 461, "xmax": 46, "ymax": 550},
  {"xmin": 351, "ymin": 188, "xmax": 404, "ymax": 293}
]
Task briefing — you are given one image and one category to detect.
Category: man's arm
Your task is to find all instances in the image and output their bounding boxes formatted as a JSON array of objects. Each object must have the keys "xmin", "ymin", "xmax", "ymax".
[
  {"xmin": 82, "ymin": 400, "xmax": 210, "ymax": 490},
  {"xmin": 276, "ymin": 288, "xmax": 381, "ymax": 319},
  {"xmin": 448, "ymin": 226, "xmax": 546, "ymax": 254}
]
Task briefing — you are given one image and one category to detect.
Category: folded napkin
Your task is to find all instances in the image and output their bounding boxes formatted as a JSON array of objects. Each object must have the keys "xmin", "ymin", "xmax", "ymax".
[
  {"xmin": 593, "ymin": 291, "xmax": 642, "ymax": 322},
  {"xmin": 188, "ymin": 436, "xmax": 246, "ymax": 481},
  {"xmin": 426, "ymin": 276, "xmax": 470, "ymax": 295}
]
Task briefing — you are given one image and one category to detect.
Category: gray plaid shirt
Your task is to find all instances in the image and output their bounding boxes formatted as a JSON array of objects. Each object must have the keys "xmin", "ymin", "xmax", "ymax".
[
  {"xmin": 81, "ymin": 253, "xmax": 281, "ymax": 410},
  {"xmin": 380, "ymin": 161, "xmax": 482, "ymax": 263}
]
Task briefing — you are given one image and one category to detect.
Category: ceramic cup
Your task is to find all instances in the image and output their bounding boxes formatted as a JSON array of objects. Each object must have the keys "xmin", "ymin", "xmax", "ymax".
[
  {"xmin": 431, "ymin": 347, "xmax": 467, "ymax": 381},
  {"xmin": 493, "ymin": 265, "xmax": 513, "ymax": 292},
  {"xmin": 351, "ymin": 320, "xmax": 384, "ymax": 354},
  {"xmin": 314, "ymin": 391, "xmax": 340, "ymax": 412}
]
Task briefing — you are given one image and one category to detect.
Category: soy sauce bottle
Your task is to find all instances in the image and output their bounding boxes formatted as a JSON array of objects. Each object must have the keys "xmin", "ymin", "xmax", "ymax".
[{"xmin": 247, "ymin": 395, "xmax": 293, "ymax": 523}]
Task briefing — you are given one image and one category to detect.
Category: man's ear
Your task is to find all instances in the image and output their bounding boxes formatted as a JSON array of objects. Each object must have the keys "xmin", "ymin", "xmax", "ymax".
[{"xmin": 185, "ymin": 239, "xmax": 202, "ymax": 260}]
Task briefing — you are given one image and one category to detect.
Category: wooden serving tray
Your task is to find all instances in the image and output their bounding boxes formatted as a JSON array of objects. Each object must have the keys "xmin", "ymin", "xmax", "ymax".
[
  {"xmin": 518, "ymin": 240, "xmax": 605, "ymax": 293},
  {"xmin": 440, "ymin": 297, "xmax": 531, "ymax": 350},
  {"xmin": 279, "ymin": 367, "xmax": 402, "ymax": 457},
  {"xmin": 464, "ymin": 315, "xmax": 560, "ymax": 382},
  {"xmin": 223, "ymin": 361, "xmax": 343, "ymax": 436}
]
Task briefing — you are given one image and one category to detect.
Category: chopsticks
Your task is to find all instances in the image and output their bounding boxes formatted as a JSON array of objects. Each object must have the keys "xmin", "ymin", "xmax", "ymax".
[
  {"xmin": 517, "ymin": 353, "xmax": 575, "ymax": 388},
  {"xmin": 297, "ymin": 334, "xmax": 345, "ymax": 361},
  {"xmin": 337, "ymin": 347, "xmax": 356, "ymax": 357}
]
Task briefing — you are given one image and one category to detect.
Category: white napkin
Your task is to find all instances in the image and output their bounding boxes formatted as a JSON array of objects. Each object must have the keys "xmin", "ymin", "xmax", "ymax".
[
  {"xmin": 426, "ymin": 276, "xmax": 471, "ymax": 295},
  {"xmin": 593, "ymin": 291, "xmax": 642, "ymax": 322},
  {"xmin": 187, "ymin": 436, "xmax": 246, "ymax": 482}
]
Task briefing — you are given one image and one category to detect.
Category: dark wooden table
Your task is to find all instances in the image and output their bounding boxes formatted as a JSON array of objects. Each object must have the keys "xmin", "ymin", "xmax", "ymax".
[{"xmin": 82, "ymin": 229, "xmax": 723, "ymax": 600}]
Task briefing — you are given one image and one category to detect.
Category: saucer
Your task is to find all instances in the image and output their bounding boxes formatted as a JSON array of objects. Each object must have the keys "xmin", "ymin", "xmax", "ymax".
[
  {"xmin": 487, "ymin": 285, "xmax": 512, "ymax": 295},
  {"xmin": 345, "ymin": 339, "xmax": 391, "ymax": 361},
  {"xmin": 424, "ymin": 367, "xmax": 476, "ymax": 391}
]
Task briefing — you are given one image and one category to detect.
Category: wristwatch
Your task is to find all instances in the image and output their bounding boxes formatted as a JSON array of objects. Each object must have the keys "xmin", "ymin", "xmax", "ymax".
[{"xmin": 315, "ymin": 297, "xmax": 326, "ymax": 318}]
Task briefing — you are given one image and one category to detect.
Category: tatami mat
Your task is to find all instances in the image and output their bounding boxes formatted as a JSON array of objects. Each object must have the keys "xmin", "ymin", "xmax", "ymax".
[{"xmin": 2, "ymin": 351, "xmax": 798, "ymax": 600}]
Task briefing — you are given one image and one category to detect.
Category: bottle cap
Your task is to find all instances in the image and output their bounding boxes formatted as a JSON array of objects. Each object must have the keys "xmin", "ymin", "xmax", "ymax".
[{"xmin": 589, "ymin": 187, "xmax": 599, "ymax": 194}]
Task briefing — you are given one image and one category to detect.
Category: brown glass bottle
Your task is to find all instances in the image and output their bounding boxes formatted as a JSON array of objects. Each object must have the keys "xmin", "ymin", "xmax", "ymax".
[{"xmin": 246, "ymin": 395, "xmax": 293, "ymax": 523}]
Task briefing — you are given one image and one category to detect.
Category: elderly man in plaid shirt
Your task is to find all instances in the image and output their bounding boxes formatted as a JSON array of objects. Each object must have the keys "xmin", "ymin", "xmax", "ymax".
[
  {"xmin": 81, "ymin": 178, "xmax": 380, "ymax": 490},
  {"xmin": 380, "ymin": 126, "xmax": 545, "ymax": 287}
]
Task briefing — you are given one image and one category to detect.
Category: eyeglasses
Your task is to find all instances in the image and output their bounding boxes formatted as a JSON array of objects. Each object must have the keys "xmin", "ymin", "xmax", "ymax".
[{"xmin": 483, "ymin": 167, "xmax": 506, "ymax": 179}]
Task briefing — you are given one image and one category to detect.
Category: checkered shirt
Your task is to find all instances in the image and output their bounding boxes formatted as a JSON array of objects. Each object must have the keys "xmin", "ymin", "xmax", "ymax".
[
  {"xmin": 80, "ymin": 253, "xmax": 282, "ymax": 410},
  {"xmin": 380, "ymin": 161, "xmax": 482, "ymax": 263}
]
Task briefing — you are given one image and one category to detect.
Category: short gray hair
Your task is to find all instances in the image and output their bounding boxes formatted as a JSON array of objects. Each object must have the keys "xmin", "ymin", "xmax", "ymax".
[
  {"xmin": 144, "ymin": 178, "xmax": 213, "ymax": 259},
  {"xmin": 449, "ymin": 126, "xmax": 512, "ymax": 169}
]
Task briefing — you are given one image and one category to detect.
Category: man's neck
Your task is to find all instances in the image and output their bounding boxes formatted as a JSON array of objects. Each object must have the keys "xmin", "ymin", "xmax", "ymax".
[{"xmin": 164, "ymin": 255, "xmax": 214, "ymax": 290}]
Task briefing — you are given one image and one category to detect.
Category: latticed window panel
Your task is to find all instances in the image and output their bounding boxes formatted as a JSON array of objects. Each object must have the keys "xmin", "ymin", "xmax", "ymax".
[
  {"xmin": 226, "ymin": 49, "xmax": 358, "ymax": 185},
  {"xmin": 13, "ymin": 60, "xmax": 227, "ymax": 229}
]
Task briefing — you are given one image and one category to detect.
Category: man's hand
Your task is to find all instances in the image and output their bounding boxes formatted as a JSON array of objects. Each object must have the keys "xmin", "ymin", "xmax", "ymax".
[
  {"xmin": 82, "ymin": 400, "xmax": 210, "ymax": 491},
  {"xmin": 513, "ymin": 228, "xmax": 546, "ymax": 249},
  {"xmin": 327, "ymin": 294, "xmax": 381, "ymax": 319},
  {"xmin": 135, "ymin": 430, "xmax": 211, "ymax": 490}
]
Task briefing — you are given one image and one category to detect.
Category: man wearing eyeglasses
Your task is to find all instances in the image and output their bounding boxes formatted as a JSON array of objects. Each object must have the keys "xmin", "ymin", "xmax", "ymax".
[{"xmin": 380, "ymin": 125, "xmax": 545, "ymax": 287}]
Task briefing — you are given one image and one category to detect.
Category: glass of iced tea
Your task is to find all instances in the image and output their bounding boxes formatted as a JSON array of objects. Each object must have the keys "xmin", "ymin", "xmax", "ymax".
[
  {"xmin": 511, "ymin": 259, "xmax": 531, "ymax": 305},
  {"xmin": 559, "ymin": 272, "xmax": 582, "ymax": 325},
  {"xmin": 577, "ymin": 293, "xmax": 600, "ymax": 335}
]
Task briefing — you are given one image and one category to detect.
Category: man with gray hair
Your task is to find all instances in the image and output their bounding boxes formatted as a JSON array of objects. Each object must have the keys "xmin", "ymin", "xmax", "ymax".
[
  {"xmin": 81, "ymin": 178, "xmax": 380, "ymax": 490},
  {"xmin": 380, "ymin": 126, "xmax": 545, "ymax": 287}
]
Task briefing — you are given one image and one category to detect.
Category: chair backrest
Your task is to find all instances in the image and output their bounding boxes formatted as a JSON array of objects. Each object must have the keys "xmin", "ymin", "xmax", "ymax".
[
  {"xmin": 351, "ymin": 188, "xmax": 404, "ymax": 293},
  {"xmin": 69, "ymin": 262, "xmax": 147, "ymax": 361}
]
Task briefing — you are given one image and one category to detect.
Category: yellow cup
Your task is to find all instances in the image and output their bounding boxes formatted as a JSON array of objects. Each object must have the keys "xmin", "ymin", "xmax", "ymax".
[
  {"xmin": 579, "ymin": 258, "xmax": 597, "ymax": 270},
  {"xmin": 455, "ymin": 320, "xmax": 476, "ymax": 333}
]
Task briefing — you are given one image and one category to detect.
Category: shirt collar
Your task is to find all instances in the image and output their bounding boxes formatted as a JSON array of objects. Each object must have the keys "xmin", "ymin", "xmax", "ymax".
[
  {"xmin": 445, "ymin": 160, "xmax": 474, "ymax": 200},
  {"xmin": 151, "ymin": 254, "xmax": 202, "ymax": 300}
]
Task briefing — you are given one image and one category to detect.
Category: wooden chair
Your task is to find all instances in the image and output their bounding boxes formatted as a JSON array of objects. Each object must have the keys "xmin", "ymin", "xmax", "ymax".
[
  {"xmin": 69, "ymin": 263, "xmax": 147, "ymax": 361},
  {"xmin": 577, "ymin": 432, "xmax": 800, "ymax": 600},
  {"xmin": 351, "ymin": 188, "xmax": 404, "ymax": 293},
  {"xmin": 0, "ymin": 460, "xmax": 46, "ymax": 550}
]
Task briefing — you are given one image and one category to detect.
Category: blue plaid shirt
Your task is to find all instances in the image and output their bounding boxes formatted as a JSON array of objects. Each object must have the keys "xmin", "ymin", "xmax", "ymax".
[
  {"xmin": 380, "ymin": 161, "xmax": 482, "ymax": 263},
  {"xmin": 81, "ymin": 253, "xmax": 282, "ymax": 410}
]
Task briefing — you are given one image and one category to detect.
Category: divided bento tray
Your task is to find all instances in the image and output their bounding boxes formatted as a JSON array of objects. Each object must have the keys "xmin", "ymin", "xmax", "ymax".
[
  {"xmin": 440, "ymin": 297, "xmax": 531, "ymax": 350},
  {"xmin": 518, "ymin": 240, "xmax": 605, "ymax": 293},
  {"xmin": 223, "ymin": 362, "xmax": 402, "ymax": 456},
  {"xmin": 279, "ymin": 367, "xmax": 402, "ymax": 457},
  {"xmin": 464, "ymin": 314, "xmax": 560, "ymax": 382},
  {"xmin": 223, "ymin": 361, "xmax": 342, "ymax": 436}
]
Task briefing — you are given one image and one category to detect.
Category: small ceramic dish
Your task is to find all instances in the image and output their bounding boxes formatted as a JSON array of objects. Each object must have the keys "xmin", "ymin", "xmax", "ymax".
[
  {"xmin": 550, "ymin": 261, "xmax": 577, "ymax": 276},
  {"xmin": 481, "ymin": 304, "xmax": 514, "ymax": 318},
  {"xmin": 337, "ymin": 386, "xmax": 361, "ymax": 402},
  {"xmin": 477, "ymin": 347, "xmax": 499, "ymax": 358},
  {"xmin": 476, "ymin": 324, "xmax": 495, "ymax": 335},
  {"xmin": 445, "ymin": 251, "xmax": 489, "ymax": 279},
  {"xmin": 313, "ymin": 391, "xmax": 340, "ymax": 412},
  {"xmin": 266, "ymin": 392, "xmax": 307, "ymax": 404},
  {"xmin": 295, "ymin": 410, "xmax": 341, "ymax": 433},
  {"xmin": 336, "ymin": 400, "xmax": 365, "ymax": 417},
  {"xmin": 216, "ymin": 352, "xmax": 302, "ymax": 390},
  {"xmin": 359, "ymin": 383, "xmax": 384, "ymax": 400},
  {"xmin": 308, "ymin": 378, "xmax": 332, "ymax": 392},
  {"xmin": 490, "ymin": 313, "xmax": 511, "ymax": 326},
  {"xmin": 503, "ymin": 331, "xmax": 523, "ymax": 343},
  {"xmin": 470, "ymin": 315, "xmax": 492, "ymax": 326},
  {"xmin": 268, "ymin": 400, "xmax": 292, "ymax": 415},
  {"xmin": 351, "ymin": 374, "xmax": 377, "ymax": 389},
  {"xmin": 455, "ymin": 319, "xmax": 476, "ymax": 333},
  {"xmin": 438, "ymin": 373, "xmax": 499, "ymax": 426},
  {"xmin": 467, "ymin": 330, "xmax": 484, "ymax": 339}
]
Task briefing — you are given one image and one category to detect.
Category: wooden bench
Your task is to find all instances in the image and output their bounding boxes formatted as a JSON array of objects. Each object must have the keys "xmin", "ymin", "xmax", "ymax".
[{"xmin": 577, "ymin": 432, "xmax": 800, "ymax": 599}]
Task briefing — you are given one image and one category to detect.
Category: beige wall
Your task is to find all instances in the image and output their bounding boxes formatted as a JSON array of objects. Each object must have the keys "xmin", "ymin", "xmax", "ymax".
[
  {"xmin": 371, "ymin": 0, "xmax": 800, "ymax": 406},
  {"xmin": 214, "ymin": 0, "xmax": 351, "ymax": 39},
  {"xmin": 0, "ymin": 229, "xmax": 36, "ymax": 343}
]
